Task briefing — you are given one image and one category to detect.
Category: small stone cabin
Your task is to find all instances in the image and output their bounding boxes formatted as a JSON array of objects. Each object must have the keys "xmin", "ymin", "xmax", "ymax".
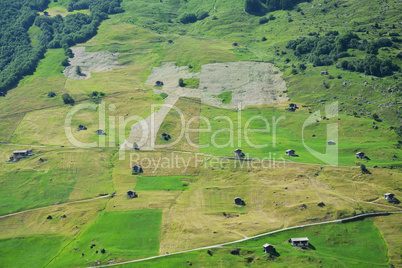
[
  {"xmin": 155, "ymin": 81, "xmax": 164, "ymax": 86},
  {"xmin": 13, "ymin": 150, "xmax": 32, "ymax": 161},
  {"xmin": 384, "ymin": 193, "xmax": 395, "ymax": 201},
  {"xmin": 320, "ymin": 71, "xmax": 328, "ymax": 76},
  {"xmin": 289, "ymin": 103, "xmax": 298, "ymax": 110},
  {"xmin": 234, "ymin": 197, "xmax": 244, "ymax": 205},
  {"xmin": 290, "ymin": 237, "xmax": 309, "ymax": 247},
  {"xmin": 234, "ymin": 149, "xmax": 245, "ymax": 158},
  {"xmin": 286, "ymin": 149, "xmax": 296, "ymax": 156},
  {"xmin": 132, "ymin": 165, "xmax": 143, "ymax": 174},
  {"xmin": 327, "ymin": 141, "xmax": 336, "ymax": 145},
  {"xmin": 77, "ymin": 125, "xmax": 87, "ymax": 131},
  {"xmin": 127, "ymin": 190, "xmax": 138, "ymax": 199},
  {"xmin": 162, "ymin": 132, "xmax": 171, "ymax": 141},
  {"xmin": 263, "ymin": 243, "xmax": 275, "ymax": 254},
  {"xmin": 356, "ymin": 152, "xmax": 365, "ymax": 159},
  {"xmin": 97, "ymin": 129, "xmax": 106, "ymax": 135}
]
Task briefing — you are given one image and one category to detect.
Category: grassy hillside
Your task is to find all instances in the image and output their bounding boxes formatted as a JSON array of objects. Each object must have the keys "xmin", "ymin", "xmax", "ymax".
[
  {"xmin": 123, "ymin": 218, "xmax": 389, "ymax": 267},
  {"xmin": 0, "ymin": 0, "xmax": 401, "ymax": 267}
]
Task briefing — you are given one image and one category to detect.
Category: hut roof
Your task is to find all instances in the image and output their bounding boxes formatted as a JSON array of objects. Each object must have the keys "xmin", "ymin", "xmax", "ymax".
[
  {"xmin": 13, "ymin": 150, "xmax": 29, "ymax": 154},
  {"xmin": 290, "ymin": 237, "xmax": 309, "ymax": 242}
]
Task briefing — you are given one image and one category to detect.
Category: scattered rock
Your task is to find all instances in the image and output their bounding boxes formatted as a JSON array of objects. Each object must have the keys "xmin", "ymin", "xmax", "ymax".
[
  {"xmin": 47, "ymin": 215, "xmax": 53, "ymax": 220},
  {"xmin": 317, "ymin": 202, "xmax": 325, "ymax": 207}
]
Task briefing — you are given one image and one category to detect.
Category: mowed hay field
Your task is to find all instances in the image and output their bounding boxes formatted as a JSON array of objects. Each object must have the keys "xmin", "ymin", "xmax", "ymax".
[
  {"xmin": 0, "ymin": 142, "xmax": 401, "ymax": 266},
  {"xmin": 0, "ymin": 145, "xmax": 115, "ymax": 215},
  {"xmin": 0, "ymin": 0, "xmax": 401, "ymax": 266}
]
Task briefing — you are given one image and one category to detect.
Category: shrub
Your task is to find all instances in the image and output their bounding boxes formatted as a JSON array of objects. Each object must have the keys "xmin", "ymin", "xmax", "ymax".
[
  {"xmin": 372, "ymin": 113, "xmax": 380, "ymax": 121},
  {"xmin": 76, "ymin": 66, "xmax": 81, "ymax": 75},
  {"xmin": 62, "ymin": 93, "xmax": 74, "ymax": 104},
  {"xmin": 61, "ymin": 58, "xmax": 70, "ymax": 67},
  {"xmin": 180, "ymin": 14, "xmax": 197, "ymax": 24},
  {"xmin": 291, "ymin": 68, "xmax": 298, "ymax": 75},
  {"xmin": 259, "ymin": 17, "xmax": 269, "ymax": 24},
  {"xmin": 65, "ymin": 48, "xmax": 74, "ymax": 58},
  {"xmin": 245, "ymin": 0, "xmax": 263, "ymax": 13},
  {"xmin": 178, "ymin": 78, "xmax": 185, "ymax": 87},
  {"xmin": 47, "ymin": 91, "xmax": 56, "ymax": 98},
  {"xmin": 325, "ymin": 30, "xmax": 339, "ymax": 36},
  {"xmin": 262, "ymin": 36, "xmax": 267, "ymax": 41},
  {"xmin": 160, "ymin": 93, "xmax": 168, "ymax": 99}
]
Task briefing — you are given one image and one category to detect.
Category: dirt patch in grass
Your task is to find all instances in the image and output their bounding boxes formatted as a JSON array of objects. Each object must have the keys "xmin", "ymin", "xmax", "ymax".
[
  {"xmin": 146, "ymin": 61, "xmax": 287, "ymax": 110},
  {"xmin": 63, "ymin": 47, "xmax": 121, "ymax": 80}
]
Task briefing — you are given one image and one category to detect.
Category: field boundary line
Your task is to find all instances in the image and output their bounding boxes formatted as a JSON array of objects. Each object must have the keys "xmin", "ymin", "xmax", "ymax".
[
  {"xmin": 93, "ymin": 210, "xmax": 402, "ymax": 267},
  {"xmin": 0, "ymin": 194, "xmax": 123, "ymax": 219}
]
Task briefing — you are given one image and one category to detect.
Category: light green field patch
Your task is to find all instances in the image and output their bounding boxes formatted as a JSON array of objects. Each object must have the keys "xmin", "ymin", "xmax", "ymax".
[
  {"xmin": 214, "ymin": 91, "xmax": 232, "ymax": 104},
  {"xmin": 0, "ymin": 236, "xmax": 66, "ymax": 268},
  {"xmin": 183, "ymin": 78, "xmax": 200, "ymax": 88},
  {"xmin": 49, "ymin": 210, "xmax": 163, "ymax": 267},
  {"xmin": 0, "ymin": 170, "xmax": 76, "ymax": 215},
  {"xmin": 27, "ymin": 25, "xmax": 41, "ymax": 47},
  {"xmin": 22, "ymin": 49, "xmax": 66, "ymax": 80},
  {"xmin": 0, "ymin": 113, "xmax": 25, "ymax": 142},
  {"xmin": 135, "ymin": 176, "xmax": 192, "ymax": 191}
]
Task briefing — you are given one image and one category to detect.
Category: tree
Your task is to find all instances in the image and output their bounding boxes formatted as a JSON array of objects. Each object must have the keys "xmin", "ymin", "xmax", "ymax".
[
  {"xmin": 61, "ymin": 58, "xmax": 70, "ymax": 67},
  {"xmin": 245, "ymin": 0, "xmax": 263, "ymax": 13},
  {"xmin": 76, "ymin": 66, "xmax": 82, "ymax": 75},
  {"xmin": 180, "ymin": 14, "xmax": 197, "ymax": 24},
  {"xmin": 360, "ymin": 164, "xmax": 370, "ymax": 174},
  {"xmin": 178, "ymin": 78, "xmax": 185, "ymax": 87},
  {"xmin": 259, "ymin": 17, "xmax": 269, "ymax": 24},
  {"xmin": 48, "ymin": 91, "xmax": 56, "ymax": 98},
  {"xmin": 62, "ymin": 93, "xmax": 75, "ymax": 105}
]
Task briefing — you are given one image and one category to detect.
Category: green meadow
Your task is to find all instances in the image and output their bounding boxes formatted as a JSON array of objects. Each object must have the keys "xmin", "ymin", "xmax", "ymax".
[
  {"xmin": 199, "ymin": 105, "xmax": 401, "ymax": 167},
  {"xmin": 0, "ymin": 170, "xmax": 76, "ymax": 215},
  {"xmin": 0, "ymin": 236, "xmax": 65, "ymax": 268},
  {"xmin": 135, "ymin": 176, "xmax": 191, "ymax": 191},
  {"xmin": 48, "ymin": 210, "xmax": 162, "ymax": 267}
]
